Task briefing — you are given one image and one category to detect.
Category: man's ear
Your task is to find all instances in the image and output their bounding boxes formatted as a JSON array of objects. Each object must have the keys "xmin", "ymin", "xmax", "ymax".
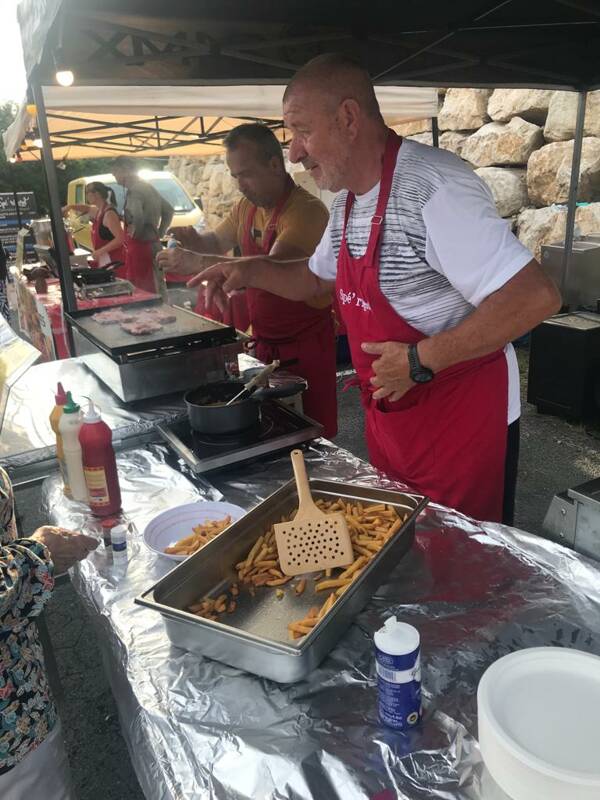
[{"xmin": 338, "ymin": 98, "xmax": 361, "ymax": 140}]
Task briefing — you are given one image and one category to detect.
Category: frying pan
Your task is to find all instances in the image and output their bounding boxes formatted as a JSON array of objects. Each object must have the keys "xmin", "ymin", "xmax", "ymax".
[{"xmin": 71, "ymin": 260, "xmax": 123, "ymax": 286}]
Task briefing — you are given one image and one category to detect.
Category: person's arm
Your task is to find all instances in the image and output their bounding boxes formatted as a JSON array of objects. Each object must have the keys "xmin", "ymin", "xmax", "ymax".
[
  {"xmin": 186, "ymin": 213, "xmax": 337, "ymax": 308},
  {"xmin": 364, "ymin": 175, "xmax": 562, "ymax": 401},
  {"xmin": 188, "ymin": 255, "xmax": 332, "ymax": 311},
  {"xmin": 92, "ymin": 209, "xmax": 125, "ymax": 260},
  {"xmin": 63, "ymin": 203, "xmax": 95, "ymax": 218},
  {"xmin": 157, "ymin": 206, "xmax": 240, "ymax": 276},
  {"xmin": 125, "ymin": 191, "xmax": 145, "ymax": 239},
  {"xmin": 0, "ymin": 468, "xmax": 52, "ymax": 633},
  {"xmin": 0, "ymin": 537, "xmax": 54, "ymax": 634},
  {"xmin": 157, "ymin": 196, "xmax": 174, "ymax": 239}
]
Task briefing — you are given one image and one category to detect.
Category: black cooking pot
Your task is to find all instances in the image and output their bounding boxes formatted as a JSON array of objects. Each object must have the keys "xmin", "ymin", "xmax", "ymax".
[{"xmin": 184, "ymin": 380, "xmax": 303, "ymax": 434}]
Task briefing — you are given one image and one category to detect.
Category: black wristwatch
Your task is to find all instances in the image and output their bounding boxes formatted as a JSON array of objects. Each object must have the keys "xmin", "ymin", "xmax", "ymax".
[{"xmin": 407, "ymin": 343, "xmax": 434, "ymax": 384}]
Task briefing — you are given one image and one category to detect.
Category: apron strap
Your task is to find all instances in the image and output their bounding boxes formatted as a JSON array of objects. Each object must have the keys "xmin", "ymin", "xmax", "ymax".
[
  {"xmin": 243, "ymin": 175, "xmax": 295, "ymax": 255},
  {"xmin": 342, "ymin": 130, "xmax": 402, "ymax": 264}
]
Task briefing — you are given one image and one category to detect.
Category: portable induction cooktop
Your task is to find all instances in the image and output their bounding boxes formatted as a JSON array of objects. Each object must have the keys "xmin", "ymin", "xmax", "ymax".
[{"xmin": 157, "ymin": 401, "xmax": 323, "ymax": 473}]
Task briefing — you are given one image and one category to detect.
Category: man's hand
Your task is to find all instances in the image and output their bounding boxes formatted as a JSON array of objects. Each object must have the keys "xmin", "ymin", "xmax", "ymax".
[
  {"xmin": 30, "ymin": 526, "xmax": 99, "ymax": 574},
  {"xmin": 187, "ymin": 259, "xmax": 256, "ymax": 312},
  {"xmin": 156, "ymin": 246, "xmax": 207, "ymax": 277},
  {"xmin": 167, "ymin": 225, "xmax": 201, "ymax": 250},
  {"xmin": 361, "ymin": 341, "xmax": 415, "ymax": 401}
]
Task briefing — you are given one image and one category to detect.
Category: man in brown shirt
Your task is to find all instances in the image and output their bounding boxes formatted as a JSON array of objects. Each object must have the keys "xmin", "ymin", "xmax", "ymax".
[{"xmin": 158, "ymin": 123, "xmax": 337, "ymax": 437}]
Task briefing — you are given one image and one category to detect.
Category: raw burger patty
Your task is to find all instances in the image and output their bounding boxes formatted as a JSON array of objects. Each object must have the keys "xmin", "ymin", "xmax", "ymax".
[
  {"xmin": 143, "ymin": 308, "xmax": 177, "ymax": 324},
  {"xmin": 92, "ymin": 309, "xmax": 136, "ymax": 324},
  {"xmin": 120, "ymin": 320, "xmax": 163, "ymax": 336}
]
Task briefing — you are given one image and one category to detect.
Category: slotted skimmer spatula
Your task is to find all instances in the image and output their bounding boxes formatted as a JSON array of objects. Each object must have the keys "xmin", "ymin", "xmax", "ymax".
[{"xmin": 275, "ymin": 449, "xmax": 354, "ymax": 576}]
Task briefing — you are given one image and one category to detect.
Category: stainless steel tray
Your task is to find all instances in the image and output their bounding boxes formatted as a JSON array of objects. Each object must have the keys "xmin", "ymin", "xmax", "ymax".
[{"xmin": 136, "ymin": 479, "xmax": 427, "ymax": 682}]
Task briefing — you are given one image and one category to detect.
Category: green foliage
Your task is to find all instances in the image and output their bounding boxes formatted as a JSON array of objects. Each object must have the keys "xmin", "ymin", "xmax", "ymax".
[{"xmin": 0, "ymin": 101, "xmax": 120, "ymax": 214}]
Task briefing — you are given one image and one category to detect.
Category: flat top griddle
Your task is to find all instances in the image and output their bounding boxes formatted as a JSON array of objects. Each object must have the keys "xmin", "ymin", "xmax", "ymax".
[{"xmin": 66, "ymin": 300, "xmax": 237, "ymax": 360}]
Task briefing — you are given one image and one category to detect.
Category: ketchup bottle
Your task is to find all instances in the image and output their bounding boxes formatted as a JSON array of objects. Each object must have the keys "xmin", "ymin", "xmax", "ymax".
[{"xmin": 79, "ymin": 399, "xmax": 121, "ymax": 517}]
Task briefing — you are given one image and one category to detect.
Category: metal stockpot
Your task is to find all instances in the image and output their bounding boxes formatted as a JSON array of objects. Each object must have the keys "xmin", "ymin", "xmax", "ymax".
[{"xmin": 184, "ymin": 380, "xmax": 303, "ymax": 435}]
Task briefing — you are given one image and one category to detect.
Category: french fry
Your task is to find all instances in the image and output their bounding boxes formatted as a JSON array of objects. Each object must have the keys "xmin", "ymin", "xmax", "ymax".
[
  {"xmin": 318, "ymin": 592, "xmax": 336, "ymax": 619},
  {"xmin": 215, "ymin": 597, "xmax": 227, "ymax": 613},
  {"xmin": 266, "ymin": 576, "xmax": 293, "ymax": 586},
  {"xmin": 386, "ymin": 517, "xmax": 404, "ymax": 537},
  {"xmin": 164, "ymin": 515, "xmax": 233, "ymax": 555},
  {"xmin": 287, "ymin": 619, "xmax": 317, "ymax": 635},
  {"xmin": 364, "ymin": 503, "xmax": 387, "ymax": 513},
  {"xmin": 294, "ymin": 578, "xmax": 306, "ymax": 595},
  {"xmin": 245, "ymin": 535, "xmax": 265, "ymax": 567},
  {"xmin": 315, "ymin": 577, "xmax": 351, "ymax": 592},
  {"xmin": 339, "ymin": 555, "xmax": 368, "ymax": 580},
  {"xmin": 268, "ymin": 568, "xmax": 284, "ymax": 578}
]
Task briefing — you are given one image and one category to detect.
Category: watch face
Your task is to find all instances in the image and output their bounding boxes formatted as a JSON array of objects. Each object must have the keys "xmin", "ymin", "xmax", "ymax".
[{"xmin": 413, "ymin": 367, "xmax": 434, "ymax": 384}]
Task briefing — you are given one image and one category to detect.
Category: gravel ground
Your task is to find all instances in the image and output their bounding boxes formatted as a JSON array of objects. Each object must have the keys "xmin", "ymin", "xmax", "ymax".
[{"xmin": 11, "ymin": 347, "xmax": 600, "ymax": 799}]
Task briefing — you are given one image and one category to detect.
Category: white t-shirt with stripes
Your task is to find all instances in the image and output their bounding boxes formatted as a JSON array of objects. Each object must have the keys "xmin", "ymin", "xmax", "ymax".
[{"xmin": 308, "ymin": 139, "xmax": 532, "ymax": 424}]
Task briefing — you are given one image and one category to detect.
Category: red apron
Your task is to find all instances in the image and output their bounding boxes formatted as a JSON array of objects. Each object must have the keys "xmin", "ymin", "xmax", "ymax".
[
  {"xmin": 92, "ymin": 205, "xmax": 126, "ymax": 277},
  {"xmin": 336, "ymin": 131, "xmax": 508, "ymax": 522},
  {"xmin": 241, "ymin": 179, "xmax": 337, "ymax": 438},
  {"xmin": 124, "ymin": 233, "xmax": 158, "ymax": 294}
]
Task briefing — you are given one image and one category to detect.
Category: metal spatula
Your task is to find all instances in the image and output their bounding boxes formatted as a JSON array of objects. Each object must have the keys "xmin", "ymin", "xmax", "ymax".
[
  {"xmin": 275, "ymin": 449, "xmax": 354, "ymax": 576},
  {"xmin": 225, "ymin": 360, "xmax": 280, "ymax": 406}
]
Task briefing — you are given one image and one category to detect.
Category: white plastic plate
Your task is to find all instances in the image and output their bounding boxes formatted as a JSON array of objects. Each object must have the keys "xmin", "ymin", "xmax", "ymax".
[
  {"xmin": 143, "ymin": 501, "xmax": 246, "ymax": 561},
  {"xmin": 478, "ymin": 647, "xmax": 600, "ymax": 800}
]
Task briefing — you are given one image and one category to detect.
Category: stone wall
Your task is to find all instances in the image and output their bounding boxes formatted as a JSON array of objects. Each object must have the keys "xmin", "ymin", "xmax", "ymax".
[
  {"xmin": 399, "ymin": 88, "xmax": 600, "ymax": 259},
  {"xmin": 169, "ymin": 88, "xmax": 600, "ymax": 259}
]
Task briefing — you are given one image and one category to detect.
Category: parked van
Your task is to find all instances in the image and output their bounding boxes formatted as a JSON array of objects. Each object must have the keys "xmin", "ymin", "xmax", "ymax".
[{"xmin": 66, "ymin": 169, "xmax": 204, "ymax": 250}]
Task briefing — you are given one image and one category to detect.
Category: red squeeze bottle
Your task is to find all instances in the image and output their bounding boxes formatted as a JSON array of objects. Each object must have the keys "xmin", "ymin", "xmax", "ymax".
[{"xmin": 79, "ymin": 399, "xmax": 122, "ymax": 517}]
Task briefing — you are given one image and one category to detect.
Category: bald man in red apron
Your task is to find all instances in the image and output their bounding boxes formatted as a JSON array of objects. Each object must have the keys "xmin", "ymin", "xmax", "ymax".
[{"xmin": 336, "ymin": 131, "xmax": 508, "ymax": 521}]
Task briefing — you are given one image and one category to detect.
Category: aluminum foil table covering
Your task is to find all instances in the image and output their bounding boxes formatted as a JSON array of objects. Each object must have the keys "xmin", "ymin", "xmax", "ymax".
[{"xmin": 42, "ymin": 443, "xmax": 600, "ymax": 800}]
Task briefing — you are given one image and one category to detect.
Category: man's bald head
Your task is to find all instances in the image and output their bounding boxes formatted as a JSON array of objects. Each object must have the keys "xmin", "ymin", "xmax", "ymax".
[{"xmin": 284, "ymin": 53, "xmax": 383, "ymax": 121}]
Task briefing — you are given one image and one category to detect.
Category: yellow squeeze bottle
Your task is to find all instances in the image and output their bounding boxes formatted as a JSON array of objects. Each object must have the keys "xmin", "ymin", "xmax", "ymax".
[{"xmin": 49, "ymin": 382, "xmax": 70, "ymax": 496}]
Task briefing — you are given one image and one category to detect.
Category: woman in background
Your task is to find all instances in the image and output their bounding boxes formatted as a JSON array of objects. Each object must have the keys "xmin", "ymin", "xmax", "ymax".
[{"xmin": 63, "ymin": 182, "xmax": 125, "ymax": 274}]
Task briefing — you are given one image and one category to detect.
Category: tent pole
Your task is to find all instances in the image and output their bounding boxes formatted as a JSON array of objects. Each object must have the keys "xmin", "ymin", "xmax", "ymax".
[
  {"xmin": 561, "ymin": 90, "xmax": 587, "ymax": 304},
  {"xmin": 432, "ymin": 117, "xmax": 439, "ymax": 148},
  {"xmin": 31, "ymin": 74, "xmax": 77, "ymax": 321}
]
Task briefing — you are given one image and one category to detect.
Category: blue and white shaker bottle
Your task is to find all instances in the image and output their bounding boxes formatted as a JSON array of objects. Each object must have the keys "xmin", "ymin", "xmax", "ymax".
[{"xmin": 374, "ymin": 616, "xmax": 422, "ymax": 730}]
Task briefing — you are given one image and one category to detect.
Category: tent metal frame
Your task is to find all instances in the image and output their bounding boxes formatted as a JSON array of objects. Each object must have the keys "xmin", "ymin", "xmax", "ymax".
[
  {"xmin": 38, "ymin": 112, "xmax": 286, "ymax": 155},
  {"xmin": 66, "ymin": 6, "xmax": 600, "ymax": 90}
]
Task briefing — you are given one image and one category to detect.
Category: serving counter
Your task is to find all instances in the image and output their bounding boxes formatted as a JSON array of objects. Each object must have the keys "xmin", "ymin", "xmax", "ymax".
[{"xmin": 41, "ymin": 441, "xmax": 600, "ymax": 800}]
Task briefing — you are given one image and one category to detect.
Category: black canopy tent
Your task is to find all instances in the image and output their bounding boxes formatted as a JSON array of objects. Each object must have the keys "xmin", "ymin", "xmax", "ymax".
[{"xmin": 16, "ymin": 0, "xmax": 600, "ymax": 316}]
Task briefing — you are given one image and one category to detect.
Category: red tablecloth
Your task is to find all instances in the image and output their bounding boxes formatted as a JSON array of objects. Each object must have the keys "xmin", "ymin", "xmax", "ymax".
[{"xmin": 21, "ymin": 277, "xmax": 157, "ymax": 359}]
